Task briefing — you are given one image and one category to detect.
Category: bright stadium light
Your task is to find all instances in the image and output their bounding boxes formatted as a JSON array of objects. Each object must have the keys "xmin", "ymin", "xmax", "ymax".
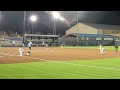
[
  {"xmin": 52, "ymin": 12, "xmax": 60, "ymax": 19},
  {"xmin": 29, "ymin": 15, "xmax": 37, "ymax": 35},
  {"xmin": 30, "ymin": 15, "xmax": 37, "ymax": 22},
  {"xmin": 59, "ymin": 17, "xmax": 65, "ymax": 21}
]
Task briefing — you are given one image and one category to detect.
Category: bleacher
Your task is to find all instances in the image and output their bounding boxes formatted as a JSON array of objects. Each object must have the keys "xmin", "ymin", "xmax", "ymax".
[{"xmin": 0, "ymin": 37, "xmax": 23, "ymax": 47}]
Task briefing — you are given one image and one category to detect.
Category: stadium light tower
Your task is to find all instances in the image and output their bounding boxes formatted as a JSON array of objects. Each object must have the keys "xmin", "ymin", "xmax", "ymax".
[
  {"xmin": 52, "ymin": 11, "xmax": 65, "ymax": 35},
  {"xmin": 52, "ymin": 11, "xmax": 60, "ymax": 19},
  {"xmin": 23, "ymin": 11, "xmax": 26, "ymax": 44},
  {"xmin": 51, "ymin": 11, "xmax": 65, "ymax": 46},
  {"xmin": 23, "ymin": 11, "xmax": 26, "ymax": 35},
  {"xmin": 52, "ymin": 12, "xmax": 60, "ymax": 35},
  {"xmin": 30, "ymin": 15, "xmax": 37, "ymax": 34}
]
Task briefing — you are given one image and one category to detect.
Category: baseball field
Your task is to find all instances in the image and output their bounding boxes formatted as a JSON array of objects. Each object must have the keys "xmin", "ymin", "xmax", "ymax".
[{"xmin": 0, "ymin": 46, "xmax": 120, "ymax": 79}]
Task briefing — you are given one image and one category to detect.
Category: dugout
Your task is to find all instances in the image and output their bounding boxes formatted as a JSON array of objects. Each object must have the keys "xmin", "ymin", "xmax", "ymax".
[
  {"xmin": 0, "ymin": 37, "xmax": 23, "ymax": 47},
  {"xmin": 24, "ymin": 34, "xmax": 60, "ymax": 46},
  {"xmin": 61, "ymin": 33, "xmax": 120, "ymax": 46}
]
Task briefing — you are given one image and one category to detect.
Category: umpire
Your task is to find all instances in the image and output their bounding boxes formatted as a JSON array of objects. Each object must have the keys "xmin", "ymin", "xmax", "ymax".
[{"xmin": 115, "ymin": 43, "xmax": 118, "ymax": 53}]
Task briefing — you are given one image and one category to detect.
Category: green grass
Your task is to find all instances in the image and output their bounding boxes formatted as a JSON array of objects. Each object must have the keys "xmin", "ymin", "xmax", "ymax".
[
  {"xmin": 0, "ymin": 46, "xmax": 120, "ymax": 79},
  {"xmin": 0, "ymin": 58, "xmax": 120, "ymax": 79}
]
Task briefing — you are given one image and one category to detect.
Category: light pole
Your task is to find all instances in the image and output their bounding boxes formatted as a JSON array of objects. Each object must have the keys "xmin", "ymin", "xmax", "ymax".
[
  {"xmin": 0, "ymin": 11, "xmax": 1, "ymax": 24},
  {"xmin": 76, "ymin": 11, "xmax": 79, "ymax": 46},
  {"xmin": 52, "ymin": 12, "xmax": 60, "ymax": 46},
  {"xmin": 23, "ymin": 11, "xmax": 26, "ymax": 35},
  {"xmin": 30, "ymin": 15, "xmax": 37, "ymax": 40},
  {"xmin": 23, "ymin": 11, "xmax": 26, "ymax": 43},
  {"xmin": 32, "ymin": 22, "xmax": 33, "ymax": 34},
  {"xmin": 51, "ymin": 11, "xmax": 65, "ymax": 46},
  {"xmin": 52, "ymin": 11, "xmax": 61, "ymax": 35},
  {"xmin": 30, "ymin": 15, "xmax": 37, "ymax": 34}
]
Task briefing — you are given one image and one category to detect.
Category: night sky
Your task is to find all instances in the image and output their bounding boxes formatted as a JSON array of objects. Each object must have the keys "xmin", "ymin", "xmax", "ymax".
[{"xmin": 0, "ymin": 11, "xmax": 120, "ymax": 35}]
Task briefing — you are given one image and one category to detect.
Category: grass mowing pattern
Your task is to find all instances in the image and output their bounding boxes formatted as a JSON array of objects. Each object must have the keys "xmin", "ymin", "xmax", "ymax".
[{"xmin": 0, "ymin": 58, "xmax": 120, "ymax": 79}]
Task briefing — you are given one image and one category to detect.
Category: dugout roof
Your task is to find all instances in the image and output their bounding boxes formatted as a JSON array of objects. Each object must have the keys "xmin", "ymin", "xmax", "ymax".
[
  {"xmin": 24, "ymin": 34, "xmax": 59, "ymax": 37},
  {"xmin": 63, "ymin": 33, "xmax": 120, "ymax": 38}
]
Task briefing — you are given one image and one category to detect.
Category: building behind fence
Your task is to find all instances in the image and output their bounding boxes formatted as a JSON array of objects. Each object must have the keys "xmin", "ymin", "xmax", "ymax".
[{"xmin": 61, "ymin": 22, "xmax": 120, "ymax": 46}]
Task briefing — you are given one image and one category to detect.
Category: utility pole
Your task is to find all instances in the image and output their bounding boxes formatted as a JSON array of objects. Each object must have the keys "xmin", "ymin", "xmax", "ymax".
[
  {"xmin": 0, "ymin": 11, "xmax": 1, "ymax": 38},
  {"xmin": 16, "ymin": 32, "xmax": 17, "ymax": 36},
  {"xmin": 23, "ymin": 11, "xmax": 26, "ymax": 43},
  {"xmin": 53, "ymin": 17, "xmax": 56, "ymax": 46},
  {"xmin": 76, "ymin": 11, "xmax": 79, "ymax": 46},
  {"xmin": 0, "ymin": 11, "xmax": 1, "ymax": 25},
  {"xmin": 32, "ymin": 22, "xmax": 33, "ymax": 34}
]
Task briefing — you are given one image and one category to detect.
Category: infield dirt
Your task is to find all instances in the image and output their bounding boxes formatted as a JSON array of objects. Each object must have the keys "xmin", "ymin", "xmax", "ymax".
[{"xmin": 0, "ymin": 47, "xmax": 119, "ymax": 64}]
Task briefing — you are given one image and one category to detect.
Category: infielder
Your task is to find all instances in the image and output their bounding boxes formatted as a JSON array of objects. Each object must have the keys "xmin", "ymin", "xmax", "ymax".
[
  {"xmin": 99, "ymin": 44, "xmax": 104, "ymax": 54},
  {"xmin": 45, "ymin": 44, "xmax": 48, "ymax": 50},
  {"xmin": 12, "ymin": 40, "xmax": 15, "ymax": 47},
  {"xmin": 19, "ymin": 47, "xmax": 24, "ymax": 56},
  {"xmin": 115, "ymin": 43, "xmax": 118, "ymax": 53},
  {"xmin": 26, "ymin": 50, "xmax": 30, "ymax": 56},
  {"xmin": 28, "ymin": 41, "xmax": 32, "ymax": 50},
  {"xmin": 61, "ymin": 44, "xmax": 64, "ymax": 48}
]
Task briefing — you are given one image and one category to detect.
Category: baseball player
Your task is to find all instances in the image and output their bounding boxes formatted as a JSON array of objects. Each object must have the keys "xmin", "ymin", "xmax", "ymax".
[
  {"xmin": 22, "ymin": 43, "xmax": 25, "ymax": 47},
  {"xmin": 19, "ymin": 47, "xmax": 24, "ymax": 56},
  {"xmin": 26, "ymin": 50, "xmax": 30, "ymax": 56},
  {"xmin": 45, "ymin": 44, "xmax": 48, "ymax": 50},
  {"xmin": 115, "ymin": 43, "xmax": 118, "ymax": 53},
  {"xmin": 28, "ymin": 41, "xmax": 32, "ymax": 50},
  {"xmin": 12, "ymin": 40, "xmax": 15, "ymax": 47},
  {"xmin": 99, "ymin": 44, "xmax": 104, "ymax": 54},
  {"xmin": 42, "ymin": 41, "xmax": 45, "ymax": 47},
  {"xmin": 61, "ymin": 44, "xmax": 64, "ymax": 48}
]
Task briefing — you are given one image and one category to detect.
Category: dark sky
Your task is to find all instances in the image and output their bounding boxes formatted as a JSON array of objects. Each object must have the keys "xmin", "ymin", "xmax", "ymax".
[{"xmin": 0, "ymin": 11, "xmax": 120, "ymax": 35}]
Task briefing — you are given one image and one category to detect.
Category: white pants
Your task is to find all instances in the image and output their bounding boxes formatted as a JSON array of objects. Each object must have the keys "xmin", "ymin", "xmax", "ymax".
[
  {"xmin": 100, "ymin": 49, "xmax": 104, "ymax": 54},
  {"xmin": 19, "ymin": 51, "xmax": 23, "ymax": 56},
  {"xmin": 26, "ymin": 53, "xmax": 30, "ymax": 56}
]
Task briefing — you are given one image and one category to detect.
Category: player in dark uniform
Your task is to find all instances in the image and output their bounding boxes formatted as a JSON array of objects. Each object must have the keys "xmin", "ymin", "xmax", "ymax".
[
  {"xmin": 115, "ymin": 43, "xmax": 118, "ymax": 53},
  {"xmin": 28, "ymin": 41, "xmax": 32, "ymax": 50},
  {"xmin": 26, "ymin": 50, "xmax": 30, "ymax": 56}
]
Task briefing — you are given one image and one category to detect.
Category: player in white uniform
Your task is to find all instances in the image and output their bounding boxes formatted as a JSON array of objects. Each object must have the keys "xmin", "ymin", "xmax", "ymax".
[
  {"xmin": 22, "ymin": 43, "xmax": 25, "ymax": 47},
  {"xmin": 61, "ymin": 44, "xmax": 64, "ymax": 48},
  {"xmin": 99, "ymin": 45, "xmax": 104, "ymax": 54},
  {"xmin": 19, "ymin": 47, "xmax": 24, "ymax": 56},
  {"xmin": 12, "ymin": 40, "xmax": 15, "ymax": 47},
  {"xmin": 42, "ymin": 41, "xmax": 45, "ymax": 47},
  {"xmin": 45, "ymin": 44, "xmax": 48, "ymax": 50}
]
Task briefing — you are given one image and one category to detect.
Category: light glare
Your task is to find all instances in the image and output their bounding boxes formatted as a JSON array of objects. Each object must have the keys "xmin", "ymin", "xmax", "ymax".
[
  {"xmin": 30, "ymin": 15, "xmax": 37, "ymax": 22},
  {"xmin": 52, "ymin": 12, "xmax": 60, "ymax": 19},
  {"xmin": 59, "ymin": 17, "xmax": 65, "ymax": 21}
]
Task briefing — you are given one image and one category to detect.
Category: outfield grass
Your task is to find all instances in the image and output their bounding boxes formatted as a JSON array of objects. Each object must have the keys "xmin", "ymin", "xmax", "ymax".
[
  {"xmin": 0, "ymin": 58, "xmax": 120, "ymax": 79},
  {"xmin": 0, "ymin": 46, "xmax": 120, "ymax": 79}
]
